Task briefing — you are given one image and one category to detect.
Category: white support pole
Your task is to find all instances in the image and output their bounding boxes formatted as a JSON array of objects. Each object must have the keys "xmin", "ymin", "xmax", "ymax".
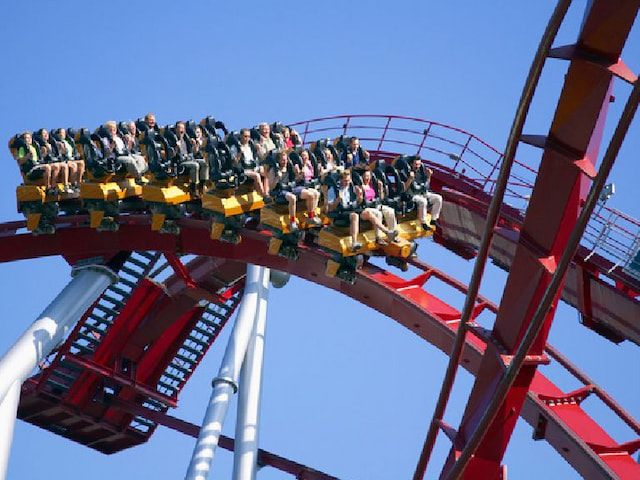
[
  {"xmin": 0, "ymin": 263, "xmax": 117, "ymax": 480},
  {"xmin": 0, "ymin": 264, "xmax": 117, "ymax": 406},
  {"xmin": 233, "ymin": 266, "xmax": 270, "ymax": 480},
  {"xmin": 185, "ymin": 264, "xmax": 265, "ymax": 480},
  {"xmin": 0, "ymin": 381, "xmax": 20, "ymax": 480}
]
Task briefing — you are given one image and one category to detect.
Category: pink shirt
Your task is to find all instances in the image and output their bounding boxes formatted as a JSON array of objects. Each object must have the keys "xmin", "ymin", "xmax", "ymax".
[
  {"xmin": 363, "ymin": 183, "xmax": 376, "ymax": 201},
  {"xmin": 303, "ymin": 162, "xmax": 314, "ymax": 182}
]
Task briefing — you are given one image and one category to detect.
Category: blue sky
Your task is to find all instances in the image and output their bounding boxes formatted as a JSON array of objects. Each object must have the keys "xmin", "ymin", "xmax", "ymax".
[{"xmin": 0, "ymin": 1, "xmax": 638, "ymax": 479}]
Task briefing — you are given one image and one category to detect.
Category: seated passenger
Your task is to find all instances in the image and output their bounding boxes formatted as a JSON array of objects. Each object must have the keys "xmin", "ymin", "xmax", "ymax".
[
  {"xmin": 36, "ymin": 128, "xmax": 70, "ymax": 192},
  {"xmin": 341, "ymin": 136, "xmax": 370, "ymax": 172},
  {"xmin": 232, "ymin": 128, "xmax": 266, "ymax": 196},
  {"xmin": 144, "ymin": 113, "xmax": 159, "ymax": 132},
  {"xmin": 281, "ymin": 126, "xmax": 301, "ymax": 150},
  {"xmin": 319, "ymin": 147, "xmax": 344, "ymax": 180},
  {"xmin": 15, "ymin": 131, "xmax": 55, "ymax": 192},
  {"xmin": 296, "ymin": 149, "xmax": 319, "ymax": 187},
  {"xmin": 192, "ymin": 126, "xmax": 205, "ymax": 159},
  {"xmin": 402, "ymin": 156, "xmax": 442, "ymax": 228},
  {"xmin": 255, "ymin": 122, "xmax": 278, "ymax": 160},
  {"xmin": 326, "ymin": 169, "xmax": 362, "ymax": 251},
  {"xmin": 267, "ymin": 151, "xmax": 321, "ymax": 230},
  {"xmin": 173, "ymin": 121, "xmax": 209, "ymax": 194},
  {"xmin": 359, "ymin": 170, "xmax": 398, "ymax": 246},
  {"xmin": 101, "ymin": 121, "xmax": 148, "ymax": 178},
  {"xmin": 124, "ymin": 121, "xmax": 142, "ymax": 154},
  {"xmin": 53, "ymin": 128, "xmax": 85, "ymax": 188}
]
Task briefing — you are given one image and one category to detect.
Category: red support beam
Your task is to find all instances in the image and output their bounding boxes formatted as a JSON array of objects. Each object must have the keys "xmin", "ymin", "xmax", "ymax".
[
  {"xmin": 65, "ymin": 279, "xmax": 167, "ymax": 408},
  {"xmin": 440, "ymin": 1, "xmax": 640, "ymax": 478}
]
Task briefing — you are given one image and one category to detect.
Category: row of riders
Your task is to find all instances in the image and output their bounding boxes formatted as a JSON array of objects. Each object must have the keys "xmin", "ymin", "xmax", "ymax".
[{"xmin": 9, "ymin": 115, "xmax": 442, "ymax": 282}]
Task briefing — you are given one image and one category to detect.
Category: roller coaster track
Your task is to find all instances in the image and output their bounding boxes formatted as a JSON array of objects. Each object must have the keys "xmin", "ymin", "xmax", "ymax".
[
  {"xmin": 0, "ymin": 213, "xmax": 638, "ymax": 478},
  {"xmin": 2, "ymin": 1, "xmax": 639, "ymax": 478}
]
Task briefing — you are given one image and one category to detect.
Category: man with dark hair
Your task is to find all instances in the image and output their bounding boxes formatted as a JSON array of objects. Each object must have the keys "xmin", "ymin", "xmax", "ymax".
[
  {"xmin": 327, "ymin": 169, "xmax": 364, "ymax": 251},
  {"xmin": 403, "ymin": 156, "xmax": 442, "ymax": 229},
  {"xmin": 343, "ymin": 136, "xmax": 370, "ymax": 171},
  {"xmin": 174, "ymin": 121, "xmax": 209, "ymax": 194}
]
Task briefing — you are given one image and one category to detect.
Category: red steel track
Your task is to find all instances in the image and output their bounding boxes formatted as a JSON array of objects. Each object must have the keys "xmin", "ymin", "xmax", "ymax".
[{"xmin": 0, "ymin": 214, "xmax": 638, "ymax": 478}]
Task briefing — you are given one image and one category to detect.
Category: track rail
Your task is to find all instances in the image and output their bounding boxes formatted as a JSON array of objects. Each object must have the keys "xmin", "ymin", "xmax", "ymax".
[{"xmin": 2, "ymin": 218, "xmax": 638, "ymax": 478}]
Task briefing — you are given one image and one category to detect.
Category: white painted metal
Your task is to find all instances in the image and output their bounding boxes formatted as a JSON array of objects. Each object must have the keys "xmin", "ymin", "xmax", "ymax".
[
  {"xmin": 185, "ymin": 264, "xmax": 264, "ymax": 480},
  {"xmin": 233, "ymin": 266, "xmax": 270, "ymax": 480},
  {"xmin": 0, "ymin": 381, "xmax": 20, "ymax": 480},
  {"xmin": 0, "ymin": 265, "xmax": 117, "ymax": 405}
]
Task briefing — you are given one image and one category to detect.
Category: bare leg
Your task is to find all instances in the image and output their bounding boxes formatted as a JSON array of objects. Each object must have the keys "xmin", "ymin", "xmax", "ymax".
[
  {"xmin": 42, "ymin": 165, "xmax": 51, "ymax": 189},
  {"xmin": 285, "ymin": 192, "xmax": 297, "ymax": 218},
  {"xmin": 246, "ymin": 171, "xmax": 264, "ymax": 195},
  {"xmin": 68, "ymin": 162, "xmax": 77, "ymax": 185},
  {"xmin": 350, "ymin": 211, "xmax": 359, "ymax": 246},
  {"xmin": 300, "ymin": 189, "xmax": 314, "ymax": 211},
  {"xmin": 75, "ymin": 160, "xmax": 85, "ymax": 183},
  {"xmin": 50, "ymin": 164, "xmax": 60, "ymax": 189},
  {"xmin": 58, "ymin": 163, "xmax": 69, "ymax": 187}
]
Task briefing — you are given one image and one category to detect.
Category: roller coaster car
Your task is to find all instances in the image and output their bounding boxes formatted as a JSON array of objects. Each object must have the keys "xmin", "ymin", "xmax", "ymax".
[
  {"xmin": 140, "ymin": 128, "xmax": 192, "ymax": 235},
  {"xmin": 317, "ymin": 180, "xmax": 410, "ymax": 284},
  {"xmin": 260, "ymin": 153, "xmax": 320, "ymax": 260},
  {"xmin": 200, "ymin": 136, "xmax": 263, "ymax": 244},
  {"xmin": 10, "ymin": 136, "xmax": 60, "ymax": 234},
  {"xmin": 75, "ymin": 128, "xmax": 141, "ymax": 232}
]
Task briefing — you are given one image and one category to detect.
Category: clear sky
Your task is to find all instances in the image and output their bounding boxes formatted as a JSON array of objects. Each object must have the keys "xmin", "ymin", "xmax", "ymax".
[{"xmin": 0, "ymin": 1, "xmax": 638, "ymax": 479}]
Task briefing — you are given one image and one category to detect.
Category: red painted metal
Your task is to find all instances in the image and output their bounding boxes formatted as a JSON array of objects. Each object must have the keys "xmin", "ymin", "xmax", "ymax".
[
  {"xmin": 65, "ymin": 279, "xmax": 166, "ymax": 409},
  {"xmin": 414, "ymin": 2, "xmax": 572, "ymax": 476},
  {"xmin": 440, "ymin": 2, "xmax": 640, "ymax": 478},
  {"xmin": 107, "ymin": 396, "xmax": 340, "ymax": 480},
  {"xmin": 3, "ymin": 220, "xmax": 637, "ymax": 477},
  {"xmin": 63, "ymin": 353, "xmax": 177, "ymax": 408},
  {"xmin": 164, "ymin": 252, "xmax": 197, "ymax": 288}
]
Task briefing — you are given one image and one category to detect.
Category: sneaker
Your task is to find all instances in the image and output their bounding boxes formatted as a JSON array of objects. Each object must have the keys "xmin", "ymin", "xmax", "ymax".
[
  {"xmin": 376, "ymin": 237, "xmax": 388, "ymax": 247},
  {"xmin": 351, "ymin": 241, "xmax": 362, "ymax": 252},
  {"xmin": 289, "ymin": 221, "xmax": 298, "ymax": 232},
  {"xmin": 422, "ymin": 222, "xmax": 431, "ymax": 230},
  {"xmin": 308, "ymin": 216, "xmax": 322, "ymax": 226},
  {"xmin": 430, "ymin": 219, "xmax": 440, "ymax": 229},
  {"xmin": 388, "ymin": 229, "xmax": 399, "ymax": 242}
]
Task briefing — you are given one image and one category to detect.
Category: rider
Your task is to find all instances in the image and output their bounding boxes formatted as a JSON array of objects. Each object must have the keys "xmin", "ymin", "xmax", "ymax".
[
  {"xmin": 402, "ymin": 155, "xmax": 442, "ymax": 229},
  {"xmin": 267, "ymin": 151, "xmax": 322, "ymax": 231}
]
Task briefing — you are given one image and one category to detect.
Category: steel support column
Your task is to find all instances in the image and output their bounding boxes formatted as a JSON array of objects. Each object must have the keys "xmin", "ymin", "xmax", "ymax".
[
  {"xmin": 233, "ymin": 267, "xmax": 270, "ymax": 480},
  {"xmin": 0, "ymin": 264, "xmax": 117, "ymax": 405},
  {"xmin": 0, "ymin": 263, "xmax": 117, "ymax": 480},
  {"xmin": 185, "ymin": 264, "xmax": 264, "ymax": 480},
  {"xmin": 0, "ymin": 381, "xmax": 20, "ymax": 480}
]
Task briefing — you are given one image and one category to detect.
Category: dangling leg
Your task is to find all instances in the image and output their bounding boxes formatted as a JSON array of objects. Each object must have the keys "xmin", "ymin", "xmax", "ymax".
[
  {"xmin": 426, "ymin": 191, "xmax": 443, "ymax": 223},
  {"xmin": 286, "ymin": 192, "xmax": 298, "ymax": 231},
  {"xmin": 413, "ymin": 194, "xmax": 428, "ymax": 228},
  {"xmin": 362, "ymin": 208, "xmax": 387, "ymax": 245},
  {"xmin": 381, "ymin": 205, "xmax": 398, "ymax": 241},
  {"xmin": 76, "ymin": 160, "xmax": 86, "ymax": 184},
  {"xmin": 350, "ymin": 211, "xmax": 361, "ymax": 251}
]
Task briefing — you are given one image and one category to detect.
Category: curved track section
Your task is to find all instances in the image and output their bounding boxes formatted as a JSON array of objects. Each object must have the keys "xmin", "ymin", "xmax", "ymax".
[{"xmin": 1, "ymin": 218, "xmax": 638, "ymax": 478}]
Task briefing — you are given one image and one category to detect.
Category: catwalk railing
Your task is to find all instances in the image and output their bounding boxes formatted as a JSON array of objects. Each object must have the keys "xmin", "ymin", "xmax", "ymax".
[{"xmin": 290, "ymin": 114, "xmax": 640, "ymax": 285}]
